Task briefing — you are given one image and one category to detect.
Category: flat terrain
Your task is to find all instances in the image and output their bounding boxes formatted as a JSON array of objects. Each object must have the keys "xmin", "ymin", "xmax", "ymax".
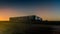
[
  {"xmin": 0, "ymin": 21, "xmax": 12, "ymax": 34},
  {"xmin": 0, "ymin": 21, "xmax": 60, "ymax": 34}
]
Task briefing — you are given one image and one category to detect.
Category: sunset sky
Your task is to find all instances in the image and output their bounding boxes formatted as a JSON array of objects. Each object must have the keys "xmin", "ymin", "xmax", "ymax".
[{"xmin": 0, "ymin": 0, "xmax": 60, "ymax": 21}]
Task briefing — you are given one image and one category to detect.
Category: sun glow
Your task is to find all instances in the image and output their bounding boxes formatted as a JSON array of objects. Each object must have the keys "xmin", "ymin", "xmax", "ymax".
[
  {"xmin": 0, "ymin": 17, "xmax": 9, "ymax": 21},
  {"xmin": 0, "ymin": 7, "xmax": 27, "ymax": 21}
]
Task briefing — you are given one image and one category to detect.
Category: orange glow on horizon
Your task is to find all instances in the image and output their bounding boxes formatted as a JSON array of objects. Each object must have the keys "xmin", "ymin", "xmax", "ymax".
[
  {"xmin": 0, "ymin": 7, "xmax": 60, "ymax": 21},
  {"xmin": 0, "ymin": 7, "xmax": 27, "ymax": 21},
  {"xmin": 0, "ymin": 17, "xmax": 9, "ymax": 21}
]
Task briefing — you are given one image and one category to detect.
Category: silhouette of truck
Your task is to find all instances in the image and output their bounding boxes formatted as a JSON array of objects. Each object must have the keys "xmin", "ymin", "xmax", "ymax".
[{"xmin": 9, "ymin": 15, "xmax": 42, "ymax": 23}]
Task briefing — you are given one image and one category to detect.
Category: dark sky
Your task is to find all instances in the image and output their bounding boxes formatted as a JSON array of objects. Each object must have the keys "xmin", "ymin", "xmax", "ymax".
[{"xmin": 0, "ymin": 0, "xmax": 60, "ymax": 21}]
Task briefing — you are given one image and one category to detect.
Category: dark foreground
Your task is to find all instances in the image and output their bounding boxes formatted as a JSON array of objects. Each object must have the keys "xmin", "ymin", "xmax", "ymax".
[{"xmin": 0, "ymin": 21, "xmax": 60, "ymax": 34}]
